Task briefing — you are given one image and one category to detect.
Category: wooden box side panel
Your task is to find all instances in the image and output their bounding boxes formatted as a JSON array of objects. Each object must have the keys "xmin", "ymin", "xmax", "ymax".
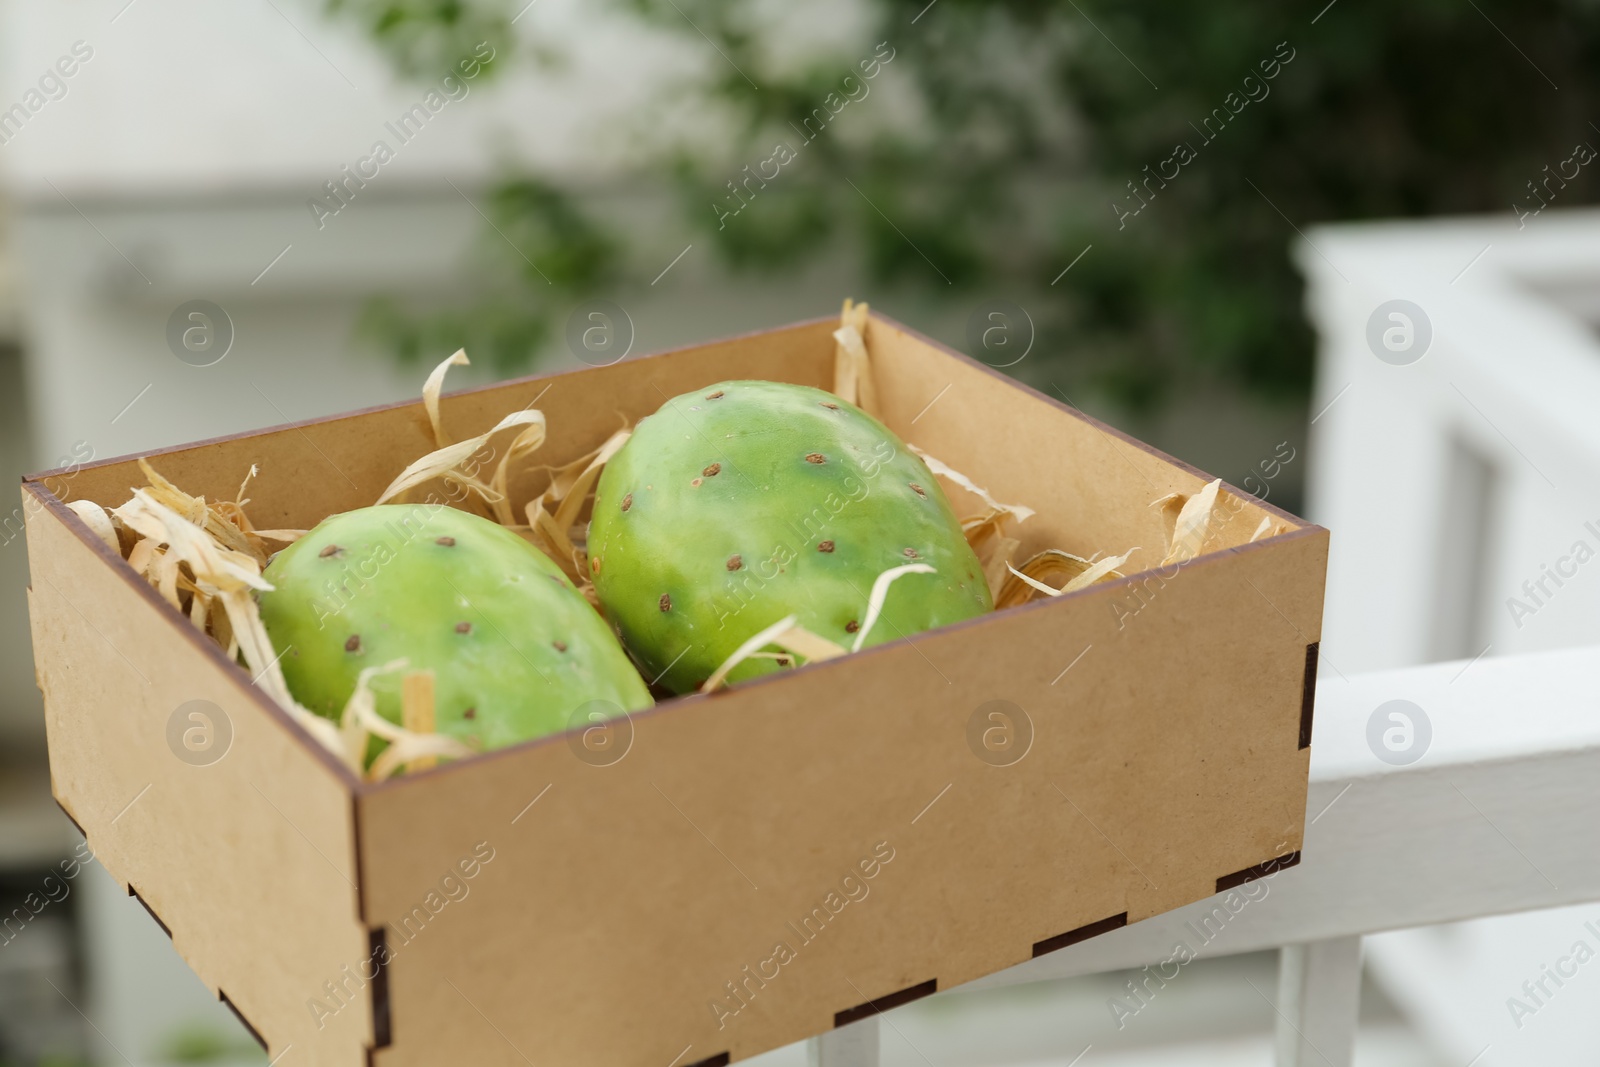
[
  {"xmin": 55, "ymin": 319, "xmax": 838, "ymax": 532},
  {"xmin": 357, "ymin": 528, "xmax": 1325, "ymax": 1067},
  {"xmin": 24, "ymin": 491, "xmax": 372, "ymax": 1067},
  {"xmin": 864, "ymin": 316, "xmax": 1300, "ymax": 563}
]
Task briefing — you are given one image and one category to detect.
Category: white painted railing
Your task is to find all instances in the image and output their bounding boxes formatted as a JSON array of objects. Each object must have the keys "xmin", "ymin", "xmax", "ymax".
[
  {"xmin": 801, "ymin": 644, "xmax": 1600, "ymax": 1067},
  {"xmin": 1292, "ymin": 208, "xmax": 1600, "ymax": 1064},
  {"xmin": 1299, "ymin": 209, "xmax": 1600, "ymax": 673}
]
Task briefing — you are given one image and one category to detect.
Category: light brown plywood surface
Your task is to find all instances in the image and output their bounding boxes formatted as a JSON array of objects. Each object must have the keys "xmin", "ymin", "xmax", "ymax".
[
  {"xmin": 25, "ymin": 311, "xmax": 1326, "ymax": 1067},
  {"xmin": 25, "ymin": 488, "xmax": 373, "ymax": 1065},
  {"xmin": 353, "ymin": 523, "xmax": 1323, "ymax": 1066}
]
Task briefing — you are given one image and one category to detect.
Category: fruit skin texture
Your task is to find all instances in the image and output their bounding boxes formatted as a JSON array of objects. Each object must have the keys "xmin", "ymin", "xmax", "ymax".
[
  {"xmin": 258, "ymin": 504, "xmax": 652, "ymax": 753},
  {"xmin": 588, "ymin": 380, "xmax": 993, "ymax": 693}
]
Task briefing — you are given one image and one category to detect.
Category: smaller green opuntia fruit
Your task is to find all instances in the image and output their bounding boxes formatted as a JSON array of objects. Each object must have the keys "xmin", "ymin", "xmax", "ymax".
[
  {"xmin": 587, "ymin": 380, "xmax": 993, "ymax": 693},
  {"xmin": 258, "ymin": 504, "xmax": 652, "ymax": 755}
]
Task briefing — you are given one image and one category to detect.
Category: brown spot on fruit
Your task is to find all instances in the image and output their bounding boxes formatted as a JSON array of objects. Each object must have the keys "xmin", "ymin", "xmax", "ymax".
[
  {"xmin": 727, "ymin": 554, "xmax": 743, "ymax": 571},
  {"xmin": 703, "ymin": 462, "xmax": 721, "ymax": 477},
  {"xmin": 621, "ymin": 493, "xmax": 633, "ymax": 512},
  {"xmin": 463, "ymin": 707, "xmax": 477, "ymax": 720},
  {"xmin": 552, "ymin": 640, "xmax": 568, "ymax": 652},
  {"xmin": 436, "ymin": 536, "xmax": 456, "ymax": 547},
  {"xmin": 820, "ymin": 401, "xmax": 839, "ymax": 410},
  {"xmin": 691, "ymin": 477, "xmax": 703, "ymax": 487},
  {"xmin": 776, "ymin": 656, "xmax": 791, "ymax": 666},
  {"xmin": 904, "ymin": 547, "xmax": 919, "ymax": 558},
  {"xmin": 805, "ymin": 452, "xmax": 826, "ymax": 464},
  {"xmin": 659, "ymin": 593, "xmax": 672, "ymax": 612},
  {"xmin": 910, "ymin": 483, "xmax": 926, "ymax": 497},
  {"xmin": 319, "ymin": 544, "xmax": 343, "ymax": 559},
  {"xmin": 344, "ymin": 634, "xmax": 362, "ymax": 653},
  {"xmin": 845, "ymin": 620, "xmax": 859, "ymax": 633},
  {"xmin": 455, "ymin": 621, "xmax": 472, "ymax": 634},
  {"xmin": 818, "ymin": 540, "xmax": 835, "ymax": 553},
  {"xmin": 707, "ymin": 390, "xmax": 725, "ymax": 399},
  {"xmin": 591, "ymin": 556, "xmax": 602, "ymax": 575}
]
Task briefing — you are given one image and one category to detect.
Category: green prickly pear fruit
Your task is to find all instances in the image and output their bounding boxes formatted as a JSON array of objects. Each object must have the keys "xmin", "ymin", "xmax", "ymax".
[
  {"xmin": 258, "ymin": 504, "xmax": 652, "ymax": 754},
  {"xmin": 587, "ymin": 380, "xmax": 993, "ymax": 693}
]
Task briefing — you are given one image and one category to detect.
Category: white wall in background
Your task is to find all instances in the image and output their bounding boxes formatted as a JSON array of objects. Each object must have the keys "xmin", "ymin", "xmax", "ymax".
[
  {"xmin": 4, "ymin": 190, "xmax": 888, "ymax": 464},
  {"xmin": 0, "ymin": 0, "xmax": 875, "ymax": 200},
  {"xmin": 0, "ymin": 0, "xmax": 695, "ymax": 196}
]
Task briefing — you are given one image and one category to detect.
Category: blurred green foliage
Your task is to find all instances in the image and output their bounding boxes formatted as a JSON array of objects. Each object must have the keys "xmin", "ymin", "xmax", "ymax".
[
  {"xmin": 323, "ymin": 0, "xmax": 514, "ymax": 78},
  {"xmin": 360, "ymin": 177, "xmax": 620, "ymax": 375},
  {"xmin": 327, "ymin": 0, "xmax": 1600, "ymax": 407},
  {"xmin": 157, "ymin": 1020, "xmax": 263, "ymax": 1063}
]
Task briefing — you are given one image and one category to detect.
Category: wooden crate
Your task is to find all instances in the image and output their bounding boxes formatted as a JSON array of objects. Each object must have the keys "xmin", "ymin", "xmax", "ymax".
[{"xmin": 24, "ymin": 312, "xmax": 1326, "ymax": 1067}]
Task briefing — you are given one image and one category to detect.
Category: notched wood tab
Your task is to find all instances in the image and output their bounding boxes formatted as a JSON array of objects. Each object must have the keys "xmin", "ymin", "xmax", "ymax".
[
  {"xmin": 369, "ymin": 926, "xmax": 392, "ymax": 1048},
  {"xmin": 834, "ymin": 978, "xmax": 937, "ymax": 1027},
  {"xmin": 1216, "ymin": 850, "xmax": 1302, "ymax": 894},
  {"xmin": 1031, "ymin": 911, "xmax": 1128, "ymax": 958},
  {"xmin": 1299, "ymin": 642, "xmax": 1319, "ymax": 749},
  {"xmin": 684, "ymin": 1053, "xmax": 730, "ymax": 1067},
  {"xmin": 128, "ymin": 885, "xmax": 172, "ymax": 939},
  {"xmin": 220, "ymin": 989, "xmax": 268, "ymax": 1051}
]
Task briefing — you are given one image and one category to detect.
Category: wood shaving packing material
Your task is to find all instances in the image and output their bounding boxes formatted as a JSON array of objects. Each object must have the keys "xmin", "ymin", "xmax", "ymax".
[
  {"xmin": 376, "ymin": 409, "xmax": 546, "ymax": 514},
  {"xmin": 698, "ymin": 618, "xmax": 846, "ymax": 690},
  {"xmin": 1001, "ymin": 549, "xmax": 1138, "ymax": 603},
  {"xmin": 851, "ymin": 563, "xmax": 936, "ymax": 652},
  {"xmin": 700, "ymin": 561, "xmax": 934, "ymax": 691},
  {"xmin": 84, "ymin": 306, "xmax": 1234, "ymax": 776},
  {"xmin": 995, "ymin": 547, "xmax": 1139, "ymax": 608},
  {"xmin": 1151, "ymin": 478, "xmax": 1223, "ymax": 565},
  {"xmin": 832, "ymin": 298, "xmax": 879, "ymax": 416},
  {"xmin": 906, "ymin": 443, "xmax": 1035, "ymax": 599},
  {"xmin": 1251, "ymin": 515, "xmax": 1290, "ymax": 542}
]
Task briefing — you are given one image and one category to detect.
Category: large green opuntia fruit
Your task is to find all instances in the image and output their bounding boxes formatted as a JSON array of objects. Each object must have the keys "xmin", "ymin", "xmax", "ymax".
[
  {"xmin": 587, "ymin": 380, "xmax": 993, "ymax": 693},
  {"xmin": 258, "ymin": 504, "xmax": 652, "ymax": 754}
]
